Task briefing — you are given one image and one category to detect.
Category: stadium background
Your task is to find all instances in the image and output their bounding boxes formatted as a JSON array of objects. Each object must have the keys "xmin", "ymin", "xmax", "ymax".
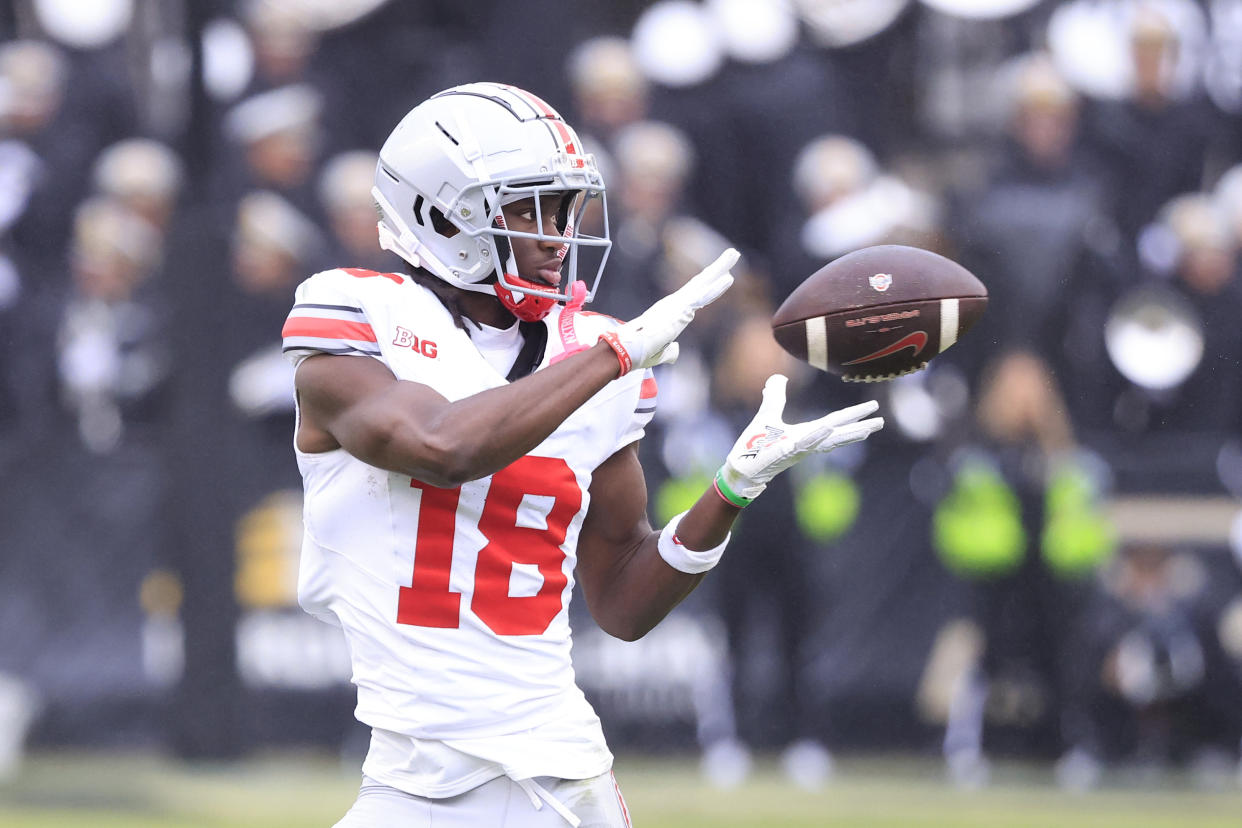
[{"xmin": 2, "ymin": 0, "xmax": 1242, "ymax": 821}]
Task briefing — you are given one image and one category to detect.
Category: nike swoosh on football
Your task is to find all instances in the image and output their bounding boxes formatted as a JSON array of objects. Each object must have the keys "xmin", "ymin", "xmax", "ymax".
[{"xmin": 841, "ymin": 330, "xmax": 928, "ymax": 365}]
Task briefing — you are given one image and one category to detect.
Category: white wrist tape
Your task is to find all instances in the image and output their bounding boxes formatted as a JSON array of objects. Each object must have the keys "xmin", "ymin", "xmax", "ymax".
[{"xmin": 657, "ymin": 510, "xmax": 730, "ymax": 574}]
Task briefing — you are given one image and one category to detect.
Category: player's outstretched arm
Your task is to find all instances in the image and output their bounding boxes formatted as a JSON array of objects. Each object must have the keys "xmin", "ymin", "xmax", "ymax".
[
  {"xmin": 293, "ymin": 250, "xmax": 739, "ymax": 488},
  {"xmin": 576, "ymin": 374, "xmax": 883, "ymax": 641},
  {"xmin": 576, "ymin": 441, "xmax": 727, "ymax": 641}
]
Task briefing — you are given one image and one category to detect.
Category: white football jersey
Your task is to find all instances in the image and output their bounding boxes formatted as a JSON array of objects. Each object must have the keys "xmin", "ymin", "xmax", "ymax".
[{"xmin": 281, "ymin": 268, "xmax": 656, "ymax": 787}]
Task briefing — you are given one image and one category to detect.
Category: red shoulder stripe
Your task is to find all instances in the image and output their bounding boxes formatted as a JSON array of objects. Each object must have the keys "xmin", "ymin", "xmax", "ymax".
[
  {"xmin": 282, "ymin": 316, "xmax": 377, "ymax": 342},
  {"xmin": 341, "ymin": 267, "xmax": 404, "ymax": 286}
]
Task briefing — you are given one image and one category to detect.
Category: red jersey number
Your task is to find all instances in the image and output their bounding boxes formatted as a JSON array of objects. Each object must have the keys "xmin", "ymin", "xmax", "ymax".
[{"xmin": 398, "ymin": 455, "xmax": 581, "ymax": 636}]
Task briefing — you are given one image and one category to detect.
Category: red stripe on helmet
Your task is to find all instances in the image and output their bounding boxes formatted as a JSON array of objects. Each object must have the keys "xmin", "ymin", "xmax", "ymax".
[
  {"xmin": 549, "ymin": 120, "xmax": 586, "ymax": 169},
  {"xmin": 504, "ymin": 84, "xmax": 561, "ymax": 119},
  {"xmin": 550, "ymin": 120, "xmax": 578, "ymax": 155},
  {"xmin": 500, "ymin": 85, "xmax": 586, "ymax": 168}
]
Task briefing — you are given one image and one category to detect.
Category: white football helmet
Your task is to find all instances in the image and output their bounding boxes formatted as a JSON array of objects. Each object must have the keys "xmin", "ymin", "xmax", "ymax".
[{"xmin": 373, "ymin": 82, "xmax": 611, "ymax": 321}]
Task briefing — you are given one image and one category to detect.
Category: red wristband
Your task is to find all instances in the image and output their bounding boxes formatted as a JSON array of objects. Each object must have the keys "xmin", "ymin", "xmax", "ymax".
[{"xmin": 598, "ymin": 331, "xmax": 631, "ymax": 376}]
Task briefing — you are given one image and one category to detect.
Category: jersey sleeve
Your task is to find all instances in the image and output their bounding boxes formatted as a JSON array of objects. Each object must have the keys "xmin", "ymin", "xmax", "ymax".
[
  {"xmin": 612, "ymin": 368, "xmax": 657, "ymax": 451},
  {"xmin": 282, "ymin": 270, "xmax": 384, "ymax": 369},
  {"xmin": 564, "ymin": 308, "xmax": 660, "ymax": 454}
]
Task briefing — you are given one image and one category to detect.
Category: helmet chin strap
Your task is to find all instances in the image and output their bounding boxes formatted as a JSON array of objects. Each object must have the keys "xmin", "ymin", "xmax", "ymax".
[{"xmin": 496, "ymin": 279, "xmax": 557, "ymax": 322}]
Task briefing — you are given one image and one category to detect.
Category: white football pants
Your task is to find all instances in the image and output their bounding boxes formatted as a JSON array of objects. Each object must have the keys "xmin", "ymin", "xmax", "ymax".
[{"xmin": 333, "ymin": 771, "xmax": 632, "ymax": 828}]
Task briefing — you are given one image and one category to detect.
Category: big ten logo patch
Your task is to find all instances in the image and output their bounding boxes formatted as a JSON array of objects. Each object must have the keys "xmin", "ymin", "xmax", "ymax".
[{"xmin": 393, "ymin": 326, "xmax": 438, "ymax": 358}]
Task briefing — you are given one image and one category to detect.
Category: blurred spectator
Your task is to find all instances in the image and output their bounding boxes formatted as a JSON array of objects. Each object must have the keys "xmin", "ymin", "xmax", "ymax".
[
  {"xmin": 1140, "ymin": 194, "xmax": 1242, "ymax": 433},
  {"xmin": 770, "ymin": 132, "xmax": 877, "ymax": 297},
  {"xmin": 590, "ymin": 119, "xmax": 697, "ymax": 322},
  {"xmin": 231, "ymin": 189, "xmax": 325, "ymax": 308},
  {"xmin": 933, "ymin": 350, "xmax": 1115, "ymax": 789},
  {"xmin": 1082, "ymin": 538, "xmax": 1242, "ymax": 779},
  {"xmin": 1081, "ymin": 4, "xmax": 1222, "ymax": 255},
  {"xmin": 0, "ymin": 134, "xmax": 41, "ymax": 453},
  {"xmin": 221, "ymin": 84, "xmax": 326, "ymax": 221},
  {"xmin": 798, "ymin": 136, "xmax": 890, "ymax": 254},
  {"xmin": 0, "ymin": 39, "xmax": 67, "ymax": 137},
  {"xmin": 1, "ymin": 31, "xmax": 140, "ymax": 253},
  {"xmin": 908, "ymin": 1, "xmax": 1054, "ymax": 147},
  {"xmin": 226, "ymin": 189, "xmax": 322, "ymax": 440},
  {"xmin": 695, "ymin": 11, "xmax": 855, "ymax": 260},
  {"xmin": 154, "ymin": 185, "xmax": 327, "ymax": 761},
  {"xmin": 950, "ymin": 51, "xmax": 1122, "ymax": 380},
  {"xmin": 1054, "ymin": 192, "xmax": 1242, "ymax": 490},
  {"xmin": 773, "ymin": 132, "xmax": 942, "ymax": 301},
  {"xmin": 239, "ymin": 0, "xmax": 322, "ymax": 94},
  {"xmin": 567, "ymin": 35, "xmax": 649, "ymax": 151},
  {"xmin": 91, "ymin": 138, "xmax": 185, "ymax": 234},
  {"xmin": 0, "ymin": 39, "xmax": 72, "ymax": 285},
  {"xmin": 317, "ymin": 149, "xmax": 391, "ymax": 273},
  {"xmin": 50, "ymin": 198, "xmax": 167, "ymax": 452},
  {"xmin": 626, "ymin": 0, "xmax": 855, "ymax": 259},
  {"xmin": 585, "ymin": 115, "xmax": 760, "ymax": 364},
  {"xmin": 792, "ymin": 0, "xmax": 919, "ymax": 161},
  {"xmin": 230, "ymin": 0, "xmax": 397, "ymax": 166}
]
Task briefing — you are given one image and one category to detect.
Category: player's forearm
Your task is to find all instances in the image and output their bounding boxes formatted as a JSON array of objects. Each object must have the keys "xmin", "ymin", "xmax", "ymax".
[
  {"xmin": 398, "ymin": 341, "xmax": 622, "ymax": 485},
  {"xmin": 590, "ymin": 491, "xmax": 740, "ymax": 641},
  {"xmin": 588, "ymin": 540, "xmax": 706, "ymax": 641},
  {"xmin": 675, "ymin": 487, "xmax": 743, "ymax": 550}
]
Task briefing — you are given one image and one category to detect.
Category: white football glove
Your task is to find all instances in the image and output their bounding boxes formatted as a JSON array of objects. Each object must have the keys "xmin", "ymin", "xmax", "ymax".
[
  {"xmin": 600, "ymin": 248, "xmax": 738, "ymax": 374},
  {"xmin": 717, "ymin": 374, "xmax": 885, "ymax": 504}
]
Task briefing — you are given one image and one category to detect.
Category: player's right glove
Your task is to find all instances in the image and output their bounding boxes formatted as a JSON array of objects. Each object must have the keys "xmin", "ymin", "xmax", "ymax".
[
  {"xmin": 715, "ymin": 374, "xmax": 884, "ymax": 507},
  {"xmin": 600, "ymin": 248, "xmax": 738, "ymax": 375}
]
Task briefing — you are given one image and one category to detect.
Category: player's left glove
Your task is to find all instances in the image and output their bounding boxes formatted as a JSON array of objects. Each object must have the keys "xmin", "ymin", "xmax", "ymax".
[{"xmin": 715, "ymin": 374, "xmax": 884, "ymax": 507}]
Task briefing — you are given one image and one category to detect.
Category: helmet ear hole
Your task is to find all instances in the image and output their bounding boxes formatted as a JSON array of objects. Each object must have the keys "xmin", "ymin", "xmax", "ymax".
[{"xmin": 429, "ymin": 205, "xmax": 459, "ymax": 238}]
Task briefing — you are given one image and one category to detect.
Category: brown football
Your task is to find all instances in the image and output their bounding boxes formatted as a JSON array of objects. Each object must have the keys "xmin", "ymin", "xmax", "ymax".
[{"xmin": 772, "ymin": 245, "xmax": 987, "ymax": 382}]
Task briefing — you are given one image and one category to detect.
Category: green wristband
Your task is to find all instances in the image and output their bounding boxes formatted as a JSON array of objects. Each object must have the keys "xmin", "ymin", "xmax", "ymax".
[{"xmin": 713, "ymin": 467, "xmax": 753, "ymax": 508}]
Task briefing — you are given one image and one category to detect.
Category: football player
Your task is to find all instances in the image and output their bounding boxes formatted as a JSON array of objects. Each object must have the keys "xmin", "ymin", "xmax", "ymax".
[{"xmin": 282, "ymin": 82, "xmax": 884, "ymax": 827}]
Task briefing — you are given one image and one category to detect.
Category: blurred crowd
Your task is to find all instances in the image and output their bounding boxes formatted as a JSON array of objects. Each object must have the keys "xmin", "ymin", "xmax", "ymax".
[{"xmin": 1, "ymin": 0, "xmax": 1242, "ymax": 795}]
